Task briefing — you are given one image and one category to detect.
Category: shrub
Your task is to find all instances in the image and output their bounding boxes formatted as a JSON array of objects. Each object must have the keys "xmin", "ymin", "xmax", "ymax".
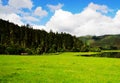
[
  {"xmin": 72, "ymin": 47, "xmax": 80, "ymax": 52},
  {"xmin": 89, "ymin": 47, "xmax": 101, "ymax": 52},
  {"xmin": 25, "ymin": 48, "xmax": 34, "ymax": 55},
  {"xmin": 5, "ymin": 45, "xmax": 25, "ymax": 55}
]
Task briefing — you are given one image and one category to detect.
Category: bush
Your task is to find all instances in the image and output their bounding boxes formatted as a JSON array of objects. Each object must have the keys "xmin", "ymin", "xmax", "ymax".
[
  {"xmin": 36, "ymin": 46, "xmax": 44, "ymax": 54},
  {"xmin": 48, "ymin": 44, "xmax": 57, "ymax": 53},
  {"xmin": 81, "ymin": 46, "xmax": 89, "ymax": 52},
  {"xmin": 25, "ymin": 48, "xmax": 34, "ymax": 55},
  {"xmin": 5, "ymin": 46, "xmax": 16, "ymax": 54},
  {"xmin": 57, "ymin": 48, "xmax": 64, "ymax": 52},
  {"xmin": 72, "ymin": 47, "xmax": 80, "ymax": 52},
  {"xmin": 89, "ymin": 47, "xmax": 101, "ymax": 52},
  {"xmin": 5, "ymin": 45, "xmax": 25, "ymax": 55},
  {"xmin": 101, "ymin": 45, "xmax": 117, "ymax": 50}
]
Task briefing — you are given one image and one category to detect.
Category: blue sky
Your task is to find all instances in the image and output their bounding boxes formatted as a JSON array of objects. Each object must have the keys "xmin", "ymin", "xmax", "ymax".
[
  {"xmin": 33, "ymin": 0, "xmax": 120, "ymax": 24},
  {"xmin": 0, "ymin": 0, "xmax": 120, "ymax": 36},
  {"xmin": 33, "ymin": 0, "xmax": 120, "ymax": 12}
]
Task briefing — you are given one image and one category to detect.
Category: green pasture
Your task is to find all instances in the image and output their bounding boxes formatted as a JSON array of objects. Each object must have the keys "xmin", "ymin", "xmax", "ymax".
[{"xmin": 0, "ymin": 52, "xmax": 120, "ymax": 83}]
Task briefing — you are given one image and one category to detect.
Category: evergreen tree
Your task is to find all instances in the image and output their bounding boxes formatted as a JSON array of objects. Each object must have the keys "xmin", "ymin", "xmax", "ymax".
[{"xmin": 0, "ymin": 19, "xmax": 84, "ymax": 55}]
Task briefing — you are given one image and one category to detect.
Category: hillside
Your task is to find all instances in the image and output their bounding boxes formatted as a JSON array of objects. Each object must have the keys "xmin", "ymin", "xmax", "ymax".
[{"xmin": 79, "ymin": 35, "xmax": 120, "ymax": 50}]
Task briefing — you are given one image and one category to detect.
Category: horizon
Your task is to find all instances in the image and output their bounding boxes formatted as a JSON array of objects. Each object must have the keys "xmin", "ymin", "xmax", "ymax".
[{"xmin": 0, "ymin": 0, "xmax": 120, "ymax": 36}]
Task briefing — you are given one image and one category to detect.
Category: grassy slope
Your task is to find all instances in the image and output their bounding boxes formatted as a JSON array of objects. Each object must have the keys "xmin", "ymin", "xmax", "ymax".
[
  {"xmin": 79, "ymin": 35, "xmax": 120, "ymax": 49},
  {"xmin": 0, "ymin": 52, "xmax": 120, "ymax": 83}
]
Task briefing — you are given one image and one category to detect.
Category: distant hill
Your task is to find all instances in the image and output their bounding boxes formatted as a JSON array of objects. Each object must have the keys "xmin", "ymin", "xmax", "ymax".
[{"xmin": 79, "ymin": 35, "xmax": 120, "ymax": 50}]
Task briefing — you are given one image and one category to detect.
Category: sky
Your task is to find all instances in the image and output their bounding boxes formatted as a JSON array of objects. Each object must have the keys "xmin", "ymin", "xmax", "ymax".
[{"xmin": 0, "ymin": 0, "xmax": 120, "ymax": 36}]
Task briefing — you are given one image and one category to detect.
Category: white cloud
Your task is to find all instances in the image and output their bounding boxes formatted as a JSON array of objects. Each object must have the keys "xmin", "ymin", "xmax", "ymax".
[
  {"xmin": 45, "ymin": 3, "xmax": 120, "ymax": 36},
  {"xmin": 0, "ymin": 1, "xmax": 120, "ymax": 36},
  {"xmin": 33, "ymin": 25, "xmax": 47, "ymax": 30},
  {"xmin": 0, "ymin": 13, "xmax": 23, "ymax": 25},
  {"xmin": 23, "ymin": 16, "xmax": 39, "ymax": 22},
  {"xmin": 0, "ymin": 5, "xmax": 23, "ymax": 26},
  {"xmin": 0, "ymin": 5, "xmax": 19, "ymax": 14},
  {"xmin": 87, "ymin": 2, "xmax": 111, "ymax": 14},
  {"xmin": 0, "ymin": 0, "xmax": 47, "ymax": 25},
  {"xmin": 8, "ymin": 0, "xmax": 33, "ymax": 9},
  {"xmin": 34, "ymin": 7, "xmax": 48, "ymax": 17},
  {"xmin": 114, "ymin": 10, "xmax": 120, "ymax": 22},
  {"xmin": 0, "ymin": 3, "xmax": 24, "ymax": 26},
  {"xmin": 47, "ymin": 3, "xmax": 64, "ymax": 12},
  {"xmin": 46, "ymin": 9, "xmax": 74, "ymax": 32}
]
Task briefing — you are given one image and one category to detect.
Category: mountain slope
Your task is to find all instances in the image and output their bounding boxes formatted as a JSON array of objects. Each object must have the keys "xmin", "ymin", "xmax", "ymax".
[{"xmin": 79, "ymin": 35, "xmax": 120, "ymax": 49}]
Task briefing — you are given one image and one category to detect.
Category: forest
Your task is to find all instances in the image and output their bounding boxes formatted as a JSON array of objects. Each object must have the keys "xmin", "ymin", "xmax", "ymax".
[
  {"xmin": 0, "ymin": 19, "xmax": 84, "ymax": 55},
  {"xmin": 0, "ymin": 19, "xmax": 120, "ymax": 55}
]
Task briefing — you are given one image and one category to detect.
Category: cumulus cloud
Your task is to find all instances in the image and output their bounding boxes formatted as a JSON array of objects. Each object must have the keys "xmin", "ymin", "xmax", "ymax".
[
  {"xmin": 0, "ymin": 0, "xmax": 33, "ymax": 25},
  {"xmin": 46, "ymin": 9, "xmax": 74, "ymax": 32},
  {"xmin": 23, "ymin": 16, "xmax": 39, "ymax": 22},
  {"xmin": 114, "ymin": 10, "xmax": 120, "ymax": 22},
  {"xmin": 0, "ymin": 13, "xmax": 24, "ymax": 25},
  {"xmin": 87, "ymin": 2, "xmax": 111, "ymax": 14},
  {"xmin": 0, "ymin": 5, "xmax": 19, "ymax": 14},
  {"xmin": 8, "ymin": 0, "xmax": 33, "ymax": 9},
  {"xmin": 0, "ymin": 1, "xmax": 120, "ymax": 36},
  {"xmin": 34, "ymin": 7, "xmax": 48, "ymax": 17},
  {"xmin": 45, "ymin": 3, "xmax": 120, "ymax": 36},
  {"xmin": 33, "ymin": 25, "xmax": 47, "ymax": 30},
  {"xmin": 47, "ymin": 3, "xmax": 64, "ymax": 12},
  {"xmin": 0, "ymin": 0, "xmax": 48, "ymax": 26}
]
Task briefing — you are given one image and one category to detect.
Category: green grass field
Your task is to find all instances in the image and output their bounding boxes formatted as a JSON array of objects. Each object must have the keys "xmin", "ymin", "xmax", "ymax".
[{"xmin": 0, "ymin": 52, "xmax": 120, "ymax": 83}]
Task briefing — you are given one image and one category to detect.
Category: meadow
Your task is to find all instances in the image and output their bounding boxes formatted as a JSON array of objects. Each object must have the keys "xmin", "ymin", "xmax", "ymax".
[{"xmin": 0, "ymin": 52, "xmax": 120, "ymax": 83}]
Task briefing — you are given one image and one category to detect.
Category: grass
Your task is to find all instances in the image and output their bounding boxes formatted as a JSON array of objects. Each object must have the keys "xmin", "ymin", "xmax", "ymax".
[
  {"xmin": 102, "ymin": 50, "xmax": 120, "ymax": 52},
  {"xmin": 0, "ymin": 52, "xmax": 120, "ymax": 83}
]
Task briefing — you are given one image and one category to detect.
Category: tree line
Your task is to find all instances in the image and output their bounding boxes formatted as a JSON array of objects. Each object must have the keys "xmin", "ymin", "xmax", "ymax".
[{"xmin": 0, "ymin": 19, "xmax": 85, "ymax": 55}]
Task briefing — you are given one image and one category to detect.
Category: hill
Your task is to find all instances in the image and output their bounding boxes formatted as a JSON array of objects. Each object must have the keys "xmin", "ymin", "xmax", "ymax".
[{"xmin": 79, "ymin": 35, "xmax": 120, "ymax": 50}]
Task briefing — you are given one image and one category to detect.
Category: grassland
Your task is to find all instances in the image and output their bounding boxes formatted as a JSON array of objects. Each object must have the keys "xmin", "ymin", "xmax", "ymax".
[{"xmin": 0, "ymin": 52, "xmax": 120, "ymax": 83}]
